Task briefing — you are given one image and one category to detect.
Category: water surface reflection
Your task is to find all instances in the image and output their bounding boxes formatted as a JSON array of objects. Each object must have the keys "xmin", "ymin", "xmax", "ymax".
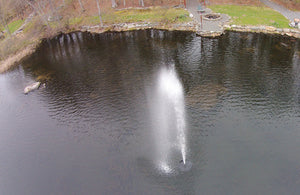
[{"xmin": 0, "ymin": 30, "xmax": 299, "ymax": 194}]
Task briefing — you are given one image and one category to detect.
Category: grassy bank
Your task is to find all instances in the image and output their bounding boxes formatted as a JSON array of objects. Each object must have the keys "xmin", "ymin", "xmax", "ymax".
[
  {"xmin": 67, "ymin": 7, "xmax": 190, "ymax": 27},
  {"xmin": 0, "ymin": 19, "xmax": 24, "ymax": 34},
  {"xmin": 209, "ymin": 5, "xmax": 290, "ymax": 28}
]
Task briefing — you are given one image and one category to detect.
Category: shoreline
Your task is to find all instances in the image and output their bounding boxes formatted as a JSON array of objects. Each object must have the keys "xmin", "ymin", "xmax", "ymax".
[
  {"xmin": 0, "ymin": 43, "xmax": 39, "ymax": 73},
  {"xmin": 1, "ymin": 21, "xmax": 300, "ymax": 74},
  {"xmin": 224, "ymin": 24, "xmax": 300, "ymax": 38}
]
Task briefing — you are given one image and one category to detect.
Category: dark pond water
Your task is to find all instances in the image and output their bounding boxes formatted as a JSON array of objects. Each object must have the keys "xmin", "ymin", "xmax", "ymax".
[{"xmin": 0, "ymin": 30, "xmax": 300, "ymax": 194}]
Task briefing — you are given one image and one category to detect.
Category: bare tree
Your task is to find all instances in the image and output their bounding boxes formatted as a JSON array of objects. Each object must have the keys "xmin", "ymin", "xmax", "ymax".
[
  {"xmin": 48, "ymin": 0, "xmax": 60, "ymax": 21},
  {"xmin": 78, "ymin": 0, "xmax": 85, "ymax": 12},
  {"xmin": 139, "ymin": 0, "xmax": 144, "ymax": 7},
  {"xmin": 111, "ymin": 0, "xmax": 117, "ymax": 8},
  {"xmin": 24, "ymin": 0, "xmax": 49, "ymax": 27},
  {"xmin": 96, "ymin": 0, "xmax": 103, "ymax": 27},
  {"xmin": 14, "ymin": 0, "xmax": 28, "ymax": 20},
  {"xmin": 0, "ymin": 15, "xmax": 11, "ymax": 36},
  {"xmin": 49, "ymin": 0, "xmax": 55, "ymax": 12},
  {"xmin": 48, "ymin": 0, "xmax": 55, "ymax": 18},
  {"xmin": 0, "ymin": 0, "xmax": 12, "ymax": 36}
]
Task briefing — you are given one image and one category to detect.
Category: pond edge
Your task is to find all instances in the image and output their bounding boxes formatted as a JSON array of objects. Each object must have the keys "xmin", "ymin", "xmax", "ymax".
[{"xmin": 1, "ymin": 22, "xmax": 300, "ymax": 74}]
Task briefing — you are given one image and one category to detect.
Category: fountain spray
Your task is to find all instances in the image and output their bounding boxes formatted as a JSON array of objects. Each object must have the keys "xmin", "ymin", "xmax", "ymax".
[{"xmin": 155, "ymin": 65, "xmax": 187, "ymax": 167}]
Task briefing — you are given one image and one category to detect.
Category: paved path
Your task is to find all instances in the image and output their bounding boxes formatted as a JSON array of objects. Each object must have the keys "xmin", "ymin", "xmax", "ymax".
[
  {"xmin": 186, "ymin": 0, "xmax": 230, "ymax": 35},
  {"xmin": 260, "ymin": 0, "xmax": 300, "ymax": 21}
]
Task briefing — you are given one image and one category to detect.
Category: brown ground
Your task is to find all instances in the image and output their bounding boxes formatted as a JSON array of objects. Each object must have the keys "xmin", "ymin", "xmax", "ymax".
[
  {"xmin": 0, "ymin": 44, "xmax": 36, "ymax": 73},
  {"xmin": 52, "ymin": 0, "xmax": 183, "ymax": 20},
  {"xmin": 59, "ymin": 0, "xmax": 265, "ymax": 16},
  {"xmin": 69, "ymin": 0, "xmax": 181, "ymax": 12},
  {"xmin": 26, "ymin": 0, "xmax": 296, "ymax": 21},
  {"xmin": 208, "ymin": 0, "xmax": 262, "ymax": 6},
  {"xmin": 58, "ymin": 0, "xmax": 299, "ymax": 10},
  {"xmin": 272, "ymin": 0, "xmax": 300, "ymax": 11},
  {"xmin": 209, "ymin": 0, "xmax": 300, "ymax": 10}
]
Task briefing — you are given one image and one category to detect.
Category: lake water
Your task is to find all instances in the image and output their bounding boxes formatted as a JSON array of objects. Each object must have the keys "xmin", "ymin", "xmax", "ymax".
[{"xmin": 0, "ymin": 30, "xmax": 300, "ymax": 194}]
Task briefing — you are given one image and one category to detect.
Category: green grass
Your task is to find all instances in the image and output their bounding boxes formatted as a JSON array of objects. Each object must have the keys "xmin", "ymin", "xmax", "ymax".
[
  {"xmin": 109, "ymin": 7, "xmax": 190, "ymax": 24},
  {"xmin": 68, "ymin": 7, "xmax": 190, "ymax": 26},
  {"xmin": 69, "ymin": 17, "xmax": 83, "ymax": 25},
  {"xmin": 7, "ymin": 19, "xmax": 24, "ymax": 33},
  {"xmin": 1, "ymin": 19, "xmax": 24, "ymax": 35},
  {"xmin": 209, "ymin": 5, "xmax": 290, "ymax": 28}
]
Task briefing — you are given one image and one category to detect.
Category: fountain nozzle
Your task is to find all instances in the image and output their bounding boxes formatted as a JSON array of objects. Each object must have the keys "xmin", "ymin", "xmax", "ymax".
[{"xmin": 179, "ymin": 160, "xmax": 192, "ymax": 172}]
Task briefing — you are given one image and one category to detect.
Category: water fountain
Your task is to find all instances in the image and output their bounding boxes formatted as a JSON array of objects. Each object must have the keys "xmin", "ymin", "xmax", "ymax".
[{"xmin": 148, "ymin": 65, "xmax": 191, "ymax": 174}]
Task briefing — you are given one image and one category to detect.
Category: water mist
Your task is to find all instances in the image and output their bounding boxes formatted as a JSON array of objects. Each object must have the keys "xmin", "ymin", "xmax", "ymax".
[{"xmin": 148, "ymin": 65, "xmax": 188, "ymax": 173}]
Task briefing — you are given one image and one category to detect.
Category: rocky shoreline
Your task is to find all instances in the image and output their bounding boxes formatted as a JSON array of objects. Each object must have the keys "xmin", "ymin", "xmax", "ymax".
[
  {"xmin": 79, "ymin": 21, "xmax": 300, "ymax": 38},
  {"xmin": 1, "ymin": 21, "xmax": 300, "ymax": 73},
  {"xmin": 225, "ymin": 24, "xmax": 300, "ymax": 38},
  {"xmin": 79, "ymin": 21, "xmax": 198, "ymax": 34},
  {"xmin": 79, "ymin": 23, "xmax": 300, "ymax": 41}
]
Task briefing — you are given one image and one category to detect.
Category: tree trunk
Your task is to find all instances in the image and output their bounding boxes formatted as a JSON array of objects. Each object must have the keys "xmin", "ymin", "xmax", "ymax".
[
  {"xmin": 123, "ymin": 0, "xmax": 126, "ymax": 7},
  {"xmin": 36, "ymin": 0, "xmax": 49, "ymax": 25},
  {"xmin": 78, "ymin": 0, "xmax": 85, "ymax": 12},
  {"xmin": 96, "ymin": 0, "xmax": 103, "ymax": 27},
  {"xmin": 48, "ymin": 0, "xmax": 55, "ymax": 20},
  {"xmin": 111, "ymin": 0, "xmax": 117, "ymax": 8},
  {"xmin": 49, "ymin": 0, "xmax": 54, "ymax": 13},
  {"xmin": 24, "ymin": 0, "xmax": 49, "ymax": 27},
  {"xmin": 0, "ymin": 15, "xmax": 10, "ymax": 36},
  {"xmin": 139, "ymin": 0, "xmax": 144, "ymax": 7}
]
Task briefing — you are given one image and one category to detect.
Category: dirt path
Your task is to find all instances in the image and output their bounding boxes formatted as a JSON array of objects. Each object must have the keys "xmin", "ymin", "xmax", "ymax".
[{"xmin": 260, "ymin": 0, "xmax": 300, "ymax": 21}]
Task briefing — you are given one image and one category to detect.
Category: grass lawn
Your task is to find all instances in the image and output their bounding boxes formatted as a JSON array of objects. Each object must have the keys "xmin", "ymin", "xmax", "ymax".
[
  {"xmin": 9, "ymin": 20, "xmax": 24, "ymax": 33},
  {"xmin": 1, "ymin": 20, "xmax": 25, "ymax": 34},
  {"xmin": 209, "ymin": 5, "xmax": 290, "ymax": 28},
  {"xmin": 68, "ymin": 7, "xmax": 191, "ymax": 26},
  {"xmin": 108, "ymin": 7, "xmax": 190, "ymax": 24}
]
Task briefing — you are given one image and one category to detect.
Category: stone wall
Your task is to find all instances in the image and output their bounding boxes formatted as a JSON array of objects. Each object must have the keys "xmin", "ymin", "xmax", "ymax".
[{"xmin": 224, "ymin": 24, "xmax": 300, "ymax": 38}]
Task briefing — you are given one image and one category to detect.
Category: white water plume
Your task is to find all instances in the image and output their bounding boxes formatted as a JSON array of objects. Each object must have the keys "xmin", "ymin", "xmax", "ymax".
[{"xmin": 149, "ymin": 65, "xmax": 187, "ymax": 172}]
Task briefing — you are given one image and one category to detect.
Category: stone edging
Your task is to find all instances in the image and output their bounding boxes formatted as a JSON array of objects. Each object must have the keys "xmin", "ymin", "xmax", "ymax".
[
  {"xmin": 194, "ymin": 24, "xmax": 300, "ymax": 38},
  {"xmin": 224, "ymin": 24, "xmax": 300, "ymax": 38},
  {"xmin": 203, "ymin": 13, "xmax": 222, "ymax": 21},
  {"xmin": 80, "ymin": 22, "xmax": 199, "ymax": 34}
]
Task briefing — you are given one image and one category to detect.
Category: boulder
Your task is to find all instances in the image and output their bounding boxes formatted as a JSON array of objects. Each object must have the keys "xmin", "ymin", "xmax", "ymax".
[{"xmin": 24, "ymin": 82, "xmax": 41, "ymax": 94}]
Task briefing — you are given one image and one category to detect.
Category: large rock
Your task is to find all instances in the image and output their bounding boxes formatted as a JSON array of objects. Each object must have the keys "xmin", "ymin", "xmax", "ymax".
[
  {"xmin": 24, "ymin": 82, "xmax": 41, "ymax": 94},
  {"xmin": 266, "ymin": 26, "xmax": 276, "ymax": 31}
]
